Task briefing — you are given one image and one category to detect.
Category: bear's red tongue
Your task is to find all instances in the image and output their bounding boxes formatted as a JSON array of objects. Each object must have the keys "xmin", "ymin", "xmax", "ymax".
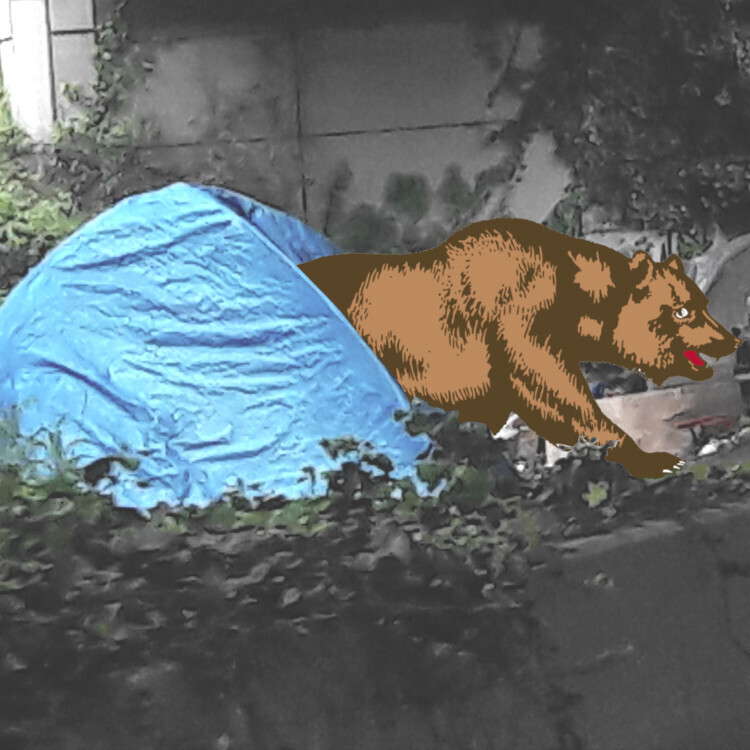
[{"xmin": 684, "ymin": 350, "xmax": 705, "ymax": 367}]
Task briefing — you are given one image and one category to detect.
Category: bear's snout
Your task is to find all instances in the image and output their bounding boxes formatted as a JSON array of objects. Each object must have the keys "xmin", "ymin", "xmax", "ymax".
[{"xmin": 700, "ymin": 329, "xmax": 742, "ymax": 359}]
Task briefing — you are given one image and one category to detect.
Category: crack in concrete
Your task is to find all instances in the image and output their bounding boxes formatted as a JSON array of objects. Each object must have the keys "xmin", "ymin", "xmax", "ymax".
[
  {"xmin": 290, "ymin": 25, "xmax": 308, "ymax": 219},
  {"xmin": 552, "ymin": 642, "xmax": 637, "ymax": 678}
]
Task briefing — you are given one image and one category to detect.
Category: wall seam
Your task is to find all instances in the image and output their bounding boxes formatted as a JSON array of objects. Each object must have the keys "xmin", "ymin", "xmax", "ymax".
[
  {"xmin": 291, "ymin": 23, "xmax": 308, "ymax": 220},
  {"xmin": 50, "ymin": 27, "xmax": 95, "ymax": 36},
  {"xmin": 43, "ymin": 0, "xmax": 56, "ymax": 127}
]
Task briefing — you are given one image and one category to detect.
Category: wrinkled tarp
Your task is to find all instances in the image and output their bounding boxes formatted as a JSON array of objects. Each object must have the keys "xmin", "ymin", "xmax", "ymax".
[{"xmin": 0, "ymin": 183, "xmax": 429, "ymax": 509}]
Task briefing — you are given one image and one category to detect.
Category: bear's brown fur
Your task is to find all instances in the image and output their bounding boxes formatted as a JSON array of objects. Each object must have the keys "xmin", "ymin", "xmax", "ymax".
[{"xmin": 299, "ymin": 219, "xmax": 741, "ymax": 479}]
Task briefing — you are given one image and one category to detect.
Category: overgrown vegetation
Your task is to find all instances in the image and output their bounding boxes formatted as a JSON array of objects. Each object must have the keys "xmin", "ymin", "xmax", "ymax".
[
  {"xmin": 0, "ymin": 1, "xmax": 169, "ymax": 298},
  {"xmin": 1, "ymin": 405, "xmax": 750, "ymax": 743},
  {"xmin": 328, "ymin": 1, "xmax": 750, "ymax": 259},
  {"xmin": 327, "ymin": 161, "xmax": 516, "ymax": 255},
  {"xmin": 47, "ymin": 2, "xmax": 165, "ymax": 213},
  {"xmin": 522, "ymin": 0, "xmax": 750, "ymax": 240},
  {"xmin": 0, "ymin": 85, "xmax": 85, "ymax": 295},
  {"xmin": 544, "ymin": 184, "xmax": 587, "ymax": 238}
]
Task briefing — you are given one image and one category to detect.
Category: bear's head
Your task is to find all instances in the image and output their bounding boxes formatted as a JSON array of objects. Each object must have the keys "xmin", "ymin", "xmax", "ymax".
[{"xmin": 611, "ymin": 251, "xmax": 741, "ymax": 386}]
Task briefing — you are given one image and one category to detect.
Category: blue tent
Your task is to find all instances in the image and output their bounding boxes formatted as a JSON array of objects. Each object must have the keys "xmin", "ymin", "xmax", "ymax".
[{"xmin": 0, "ymin": 183, "xmax": 429, "ymax": 510}]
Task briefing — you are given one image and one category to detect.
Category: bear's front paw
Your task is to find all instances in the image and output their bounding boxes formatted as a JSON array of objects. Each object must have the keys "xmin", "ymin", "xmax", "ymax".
[
  {"xmin": 606, "ymin": 438, "xmax": 685, "ymax": 479},
  {"xmin": 624, "ymin": 451, "xmax": 685, "ymax": 479}
]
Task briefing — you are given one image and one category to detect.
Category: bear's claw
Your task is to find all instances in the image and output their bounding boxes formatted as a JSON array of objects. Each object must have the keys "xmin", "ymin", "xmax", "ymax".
[{"xmin": 662, "ymin": 459, "xmax": 687, "ymax": 475}]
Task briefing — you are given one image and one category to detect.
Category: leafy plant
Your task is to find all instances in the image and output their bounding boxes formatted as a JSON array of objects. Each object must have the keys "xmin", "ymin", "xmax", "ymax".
[
  {"xmin": 384, "ymin": 173, "xmax": 431, "ymax": 224},
  {"xmin": 0, "ymin": 1, "xmax": 169, "ymax": 298},
  {"xmin": 545, "ymin": 184, "xmax": 586, "ymax": 237},
  {"xmin": 0, "ymin": 82, "xmax": 86, "ymax": 293},
  {"xmin": 330, "ymin": 202, "xmax": 400, "ymax": 254},
  {"xmin": 47, "ymin": 0, "xmax": 165, "ymax": 214},
  {"xmin": 330, "ymin": 161, "xmax": 513, "ymax": 255},
  {"xmin": 437, "ymin": 164, "xmax": 481, "ymax": 226},
  {"xmin": 521, "ymin": 0, "xmax": 750, "ymax": 237},
  {"xmin": 582, "ymin": 480, "xmax": 609, "ymax": 508},
  {"xmin": 0, "ymin": 396, "xmax": 748, "ymax": 745}
]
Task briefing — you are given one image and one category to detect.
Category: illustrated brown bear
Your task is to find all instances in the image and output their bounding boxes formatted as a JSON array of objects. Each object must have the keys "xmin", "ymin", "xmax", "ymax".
[{"xmin": 299, "ymin": 219, "xmax": 741, "ymax": 479}]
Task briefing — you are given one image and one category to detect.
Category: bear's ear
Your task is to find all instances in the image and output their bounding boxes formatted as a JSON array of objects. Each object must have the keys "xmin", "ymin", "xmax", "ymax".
[
  {"xmin": 629, "ymin": 250, "xmax": 654, "ymax": 288},
  {"xmin": 663, "ymin": 254, "xmax": 684, "ymax": 274}
]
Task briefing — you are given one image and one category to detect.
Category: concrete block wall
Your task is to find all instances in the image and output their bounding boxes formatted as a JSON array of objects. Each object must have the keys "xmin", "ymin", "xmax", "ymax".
[
  {"xmin": 1, "ymin": 0, "xmax": 97, "ymax": 138},
  {"xmin": 529, "ymin": 503, "xmax": 750, "ymax": 749},
  {"xmin": 48, "ymin": 0, "xmax": 97, "ymax": 121},
  {"xmin": 129, "ymin": 26, "xmax": 306, "ymax": 216},
  {"xmin": 0, "ymin": 0, "xmax": 571, "ymax": 229},
  {"xmin": 0, "ymin": 0, "xmax": 12, "ymax": 121},
  {"xmin": 120, "ymin": 10, "xmax": 541, "ymax": 223},
  {"xmin": 4, "ymin": 0, "xmax": 55, "ymax": 139},
  {"xmin": 297, "ymin": 19, "xmax": 543, "ymax": 230}
]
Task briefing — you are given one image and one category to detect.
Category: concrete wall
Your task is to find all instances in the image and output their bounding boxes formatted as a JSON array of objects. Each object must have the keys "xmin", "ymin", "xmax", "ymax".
[
  {"xmin": 705, "ymin": 243, "xmax": 750, "ymax": 333},
  {"xmin": 122, "ymin": 5, "xmax": 570, "ymax": 227},
  {"xmin": 3, "ymin": 0, "xmax": 55, "ymax": 139},
  {"xmin": 1, "ymin": 0, "xmax": 97, "ymax": 138},
  {"xmin": 0, "ymin": 0, "xmax": 571, "ymax": 230},
  {"xmin": 529, "ymin": 502, "xmax": 750, "ymax": 749},
  {"xmin": 0, "ymin": 0, "xmax": 13, "ymax": 121}
]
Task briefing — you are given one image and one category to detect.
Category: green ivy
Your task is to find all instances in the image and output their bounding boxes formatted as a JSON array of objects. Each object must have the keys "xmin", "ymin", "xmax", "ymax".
[
  {"xmin": 0, "ymin": 1, "xmax": 166, "ymax": 298},
  {"xmin": 330, "ymin": 162, "xmax": 512, "ymax": 255},
  {"xmin": 330, "ymin": 202, "xmax": 400, "ymax": 254},
  {"xmin": 521, "ymin": 0, "xmax": 750, "ymax": 238},
  {"xmin": 49, "ymin": 0, "xmax": 162, "ymax": 213},
  {"xmin": 545, "ymin": 184, "xmax": 586, "ymax": 237},
  {"xmin": 0, "ymin": 82, "xmax": 86, "ymax": 294},
  {"xmin": 437, "ymin": 164, "xmax": 480, "ymax": 227},
  {"xmin": 384, "ymin": 173, "xmax": 431, "ymax": 224}
]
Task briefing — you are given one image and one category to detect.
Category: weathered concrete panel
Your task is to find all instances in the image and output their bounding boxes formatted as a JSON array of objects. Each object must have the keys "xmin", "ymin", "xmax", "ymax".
[
  {"xmin": 303, "ymin": 125, "xmax": 512, "ymax": 232},
  {"xmin": 707, "ymin": 245, "xmax": 750, "ymax": 333},
  {"xmin": 0, "ymin": 0, "xmax": 11, "ymax": 40},
  {"xmin": 684, "ymin": 507, "xmax": 750, "ymax": 747},
  {"xmin": 49, "ymin": 0, "xmax": 93, "ymax": 31},
  {"xmin": 51, "ymin": 31, "xmax": 96, "ymax": 120},
  {"xmin": 530, "ymin": 505, "xmax": 750, "ymax": 749},
  {"xmin": 505, "ymin": 131, "xmax": 571, "ymax": 223},
  {"xmin": 137, "ymin": 139, "xmax": 304, "ymax": 217},
  {"xmin": 512, "ymin": 24, "xmax": 543, "ymax": 71},
  {"xmin": 129, "ymin": 33, "xmax": 297, "ymax": 146},
  {"xmin": 299, "ymin": 20, "xmax": 509, "ymax": 135},
  {"xmin": 0, "ymin": 39, "xmax": 12, "ymax": 92},
  {"xmin": 93, "ymin": 0, "xmax": 117, "ymax": 24},
  {"xmin": 7, "ymin": 0, "xmax": 54, "ymax": 139}
]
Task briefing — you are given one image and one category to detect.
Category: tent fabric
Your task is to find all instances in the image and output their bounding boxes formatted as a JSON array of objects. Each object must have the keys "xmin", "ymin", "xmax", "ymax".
[{"xmin": 0, "ymin": 183, "xmax": 429, "ymax": 509}]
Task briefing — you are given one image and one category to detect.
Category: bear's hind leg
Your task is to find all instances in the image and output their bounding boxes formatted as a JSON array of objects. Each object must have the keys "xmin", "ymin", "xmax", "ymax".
[{"xmin": 455, "ymin": 390, "xmax": 510, "ymax": 435}]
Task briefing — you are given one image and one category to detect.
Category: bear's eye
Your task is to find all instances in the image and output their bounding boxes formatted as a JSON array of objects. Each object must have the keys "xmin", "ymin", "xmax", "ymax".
[{"xmin": 674, "ymin": 307, "xmax": 689, "ymax": 320}]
